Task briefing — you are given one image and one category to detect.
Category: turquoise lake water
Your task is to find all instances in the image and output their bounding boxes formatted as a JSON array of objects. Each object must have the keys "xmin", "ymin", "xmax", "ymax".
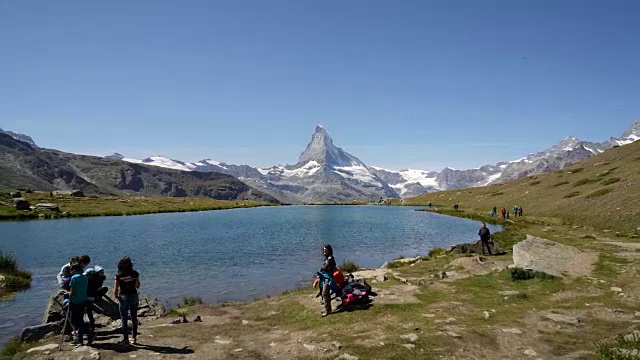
[{"xmin": 0, "ymin": 205, "xmax": 500, "ymax": 347}]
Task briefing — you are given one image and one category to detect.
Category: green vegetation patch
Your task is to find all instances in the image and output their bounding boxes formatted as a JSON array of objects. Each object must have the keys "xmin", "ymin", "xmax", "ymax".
[
  {"xmin": 340, "ymin": 260, "xmax": 359, "ymax": 273},
  {"xmin": 2, "ymin": 337, "xmax": 23, "ymax": 359},
  {"xmin": 552, "ymin": 181, "xmax": 570, "ymax": 187},
  {"xmin": 573, "ymin": 178, "xmax": 599, "ymax": 187},
  {"xmin": 529, "ymin": 180, "xmax": 542, "ymax": 186},
  {"xmin": 428, "ymin": 247, "xmax": 446, "ymax": 258},
  {"xmin": 567, "ymin": 167, "xmax": 585, "ymax": 174},
  {"xmin": 563, "ymin": 191, "xmax": 581, "ymax": 199},
  {"xmin": 586, "ymin": 188, "xmax": 614, "ymax": 198},
  {"xmin": 491, "ymin": 192, "xmax": 504, "ymax": 196},
  {"xmin": 0, "ymin": 252, "xmax": 32, "ymax": 291},
  {"xmin": 509, "ymin": 267, "xmax": 557, "ymax": 281},
  {"xmin": 596, "ymin": 332, "xmax": 640, "ymax": 360},
  {"xmin": 601, "ymin": 177, "xmax": 621, "ymax": 186}
]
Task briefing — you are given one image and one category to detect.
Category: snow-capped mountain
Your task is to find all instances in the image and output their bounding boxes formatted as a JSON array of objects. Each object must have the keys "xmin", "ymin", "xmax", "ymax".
[
  {"xmin": 0, "ymin": 128, "xmax": 38, "ymax": 148},
  {"xmin": 118, "ymin": 121, "xmax": 640, "ymax": 202}
]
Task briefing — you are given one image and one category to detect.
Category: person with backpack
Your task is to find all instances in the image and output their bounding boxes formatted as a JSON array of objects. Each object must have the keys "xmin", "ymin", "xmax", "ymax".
[
  {"xmin": 114, "ymin": 256, "xmax": 140, "ymax": 345},
  {"xmin": 319, "ymin": 244, "xmax": 336, "ymax": 317},
  {"xmin": 84, "ymin": 265, "xmax": 108, "ymax": 331},
  {"xmin": 478, "ymin": 222, "xmax": 492, "ymax": 256}
]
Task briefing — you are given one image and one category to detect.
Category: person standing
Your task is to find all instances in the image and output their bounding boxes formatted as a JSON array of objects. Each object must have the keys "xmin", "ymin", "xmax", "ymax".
[
  {"xmin": 69, "ymin": 263, "xmax": 94, "ymax": 345},
  {"xmin": 478, "ymin": 223, "xmax": 492, "ymax": 256},
  {"xmin": 501, "ymin": 208, "xmax": 506, "ymax": 219},
  {"xmin": 320, "ymin": 245, "xmax": 336, "ymax": 318},
  {"xmin": 518, "ymin": 207, "xmax": 523, "ymax": 217},
  {"xmin": 114, "ymin": 257, "xmax": 140, "ymax": 345},
  {"xmin": 513, "ymin": 206, "xmax": 518, "ymax": 218}
]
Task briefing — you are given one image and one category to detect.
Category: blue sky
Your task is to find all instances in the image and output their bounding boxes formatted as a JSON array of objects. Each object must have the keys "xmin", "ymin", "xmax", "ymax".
[{"xmin": 1, "ymin": 0, "xmax": 639, "ymax": 171}]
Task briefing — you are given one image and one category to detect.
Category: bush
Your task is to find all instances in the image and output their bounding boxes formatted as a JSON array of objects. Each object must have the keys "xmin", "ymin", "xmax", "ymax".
[
  {"xmin": 340, "ymin": 260, "xmax": 359, "ymax": 273},
  {"xmin": 180, "ymin": 297, "xmax": 203, "ymax": 307},
  {"xmin": 428, "ymin": 247, "xmax": 446, "ymax": 258},
  {"xmin": 596, "ymin": 333, "xmax": 640, "ymax": 360},
  {"xmin": 2, "ymin": 337, "xmax": 22, "ymax": 359},
  {"xmin": 563, "ymin": 191, "xmax": 581, "ymax": 199},
  {"xmin": 0, "ymin": 252, "xmax": 18, "ymax": 272},
  {"xmin": 586, "ymin": 188, "xmax": 614, "ymax": 198},
  {"xmin": 510, "ymin": 267, "xmax": 556, "ymax": 281},
  {"xmin": 552, "ymin": 181, "xmax": 570, "ymax": 187},
  {"xmin": 573, "ymin": 178, "xmax": 598, "ymax": 187},
  {"xmin": 601, "ymin": 177, "xmax": 621, "ymax": 186}
]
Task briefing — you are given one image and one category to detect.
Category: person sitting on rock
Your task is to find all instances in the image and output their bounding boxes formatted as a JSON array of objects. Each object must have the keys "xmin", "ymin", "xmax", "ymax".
[
  {"xmin": 114, "ymin": 256, "xmax": 141, "ymax": 345},
  {"xmin": 319, "ymin": 244, "xmax": 337, "ymax": 318},
  {"xmin": 57, "ymin": 256, "xmax": 79, "ymax": 291}
]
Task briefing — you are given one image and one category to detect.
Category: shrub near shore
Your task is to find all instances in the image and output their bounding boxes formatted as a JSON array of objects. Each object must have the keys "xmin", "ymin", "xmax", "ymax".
[{"xmin": 0, "ymin": 252, "xmax": 31, "ymax": 293}]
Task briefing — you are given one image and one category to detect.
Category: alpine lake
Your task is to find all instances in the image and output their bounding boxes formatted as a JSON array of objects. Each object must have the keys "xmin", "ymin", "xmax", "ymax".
[{"xmin": 0, "ymin": 205, "xmax": 501, "ymax": 347}]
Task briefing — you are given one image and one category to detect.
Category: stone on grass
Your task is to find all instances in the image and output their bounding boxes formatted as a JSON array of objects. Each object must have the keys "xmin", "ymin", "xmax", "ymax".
[
  {"xmin": 543, "ymin": 313, "xmax": 580, "ymax": 326},
  {"xmin": 501, "ymin": 328, "xmax": 522, "ymax": 334},
  {"xmin": 524, "ymin": 349, "xmax": 538, "ymax": 356},
  {"xmin": 512, "ymin": 235, "xmax": 596, "ymax": 277},
  {"xmin": 400, "ymin": 333, "xmax": 418, "ymax": 342},
  {"xmin": 20, "ymin": 323, "xmax": 61, "ymax": 342},
  {"xmin": 446, "ymin": 331, "xmax": 462, "ymax": 338},
  {"xmin": 623, "ymin": 330, "xmax": 640, "ymax": 342},
  {"xmin": 241, "ymin": 320, "xmax": 249, "ymax": 325},
  {"xmin": 611, "ymin": 287, "xmax": 623, "ymax": 292},
  {"xmin": 336, "ymin": 354, "xmax": 359, "ymax": 360},
  {"xmin": 303, "ymin": 344, "xmax": 316, "ymax": 351},
  {"xmin": 214, "ymin": 339, "xmax": 232, "ymax": 345},
  {"xmin": 332, "ymin": 341, "xmax": 343, "ymax": 349},
  {"xmin": 499, "ymin": 291, "xmax": 520, "ymax": 296},
  {"xmin": 402, "ymin": 344, "xmax": 416, "ymax": 350},
  {"xmin": 422, "ymin": 313, "xmax": 435, "ymax": 318}
]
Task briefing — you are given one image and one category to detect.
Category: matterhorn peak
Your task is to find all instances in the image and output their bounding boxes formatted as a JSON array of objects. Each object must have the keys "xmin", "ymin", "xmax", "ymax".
[{"xmin": 296, "ymin": 126, "xmax": 365, "ymax": 168}]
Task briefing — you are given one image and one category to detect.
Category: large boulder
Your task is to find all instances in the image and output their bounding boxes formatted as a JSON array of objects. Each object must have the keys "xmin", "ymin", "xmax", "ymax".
[
  {"xmin": 20, "ymin": 323, "xmax": 61, "ymax": 342},
  {"xmin": 512, "ymin": 235, "xmax": 597, "ymax": 278},
  {"xmin": 34, "ymin": 203, "xmax": 61, "ymax": 212},
  {"xmin": 10, "ymin": 191, "xmax": 22, "ymax": 198},
  {"xmin": 449, "ymin": 239, "xmax": 503, "ymax": 255},
  {"xmin": 52, "ymin": 190, "xmax": 84, "ymax": 197},
  {"xmin": 12, "ymin": 197, "xmax": 30, "ymax": 210}
]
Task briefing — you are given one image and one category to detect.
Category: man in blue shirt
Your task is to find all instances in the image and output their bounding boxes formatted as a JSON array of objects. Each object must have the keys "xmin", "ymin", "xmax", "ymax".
[{"xmin": 69, "ymin": 263, "xmax": 94, "ymax": 345}]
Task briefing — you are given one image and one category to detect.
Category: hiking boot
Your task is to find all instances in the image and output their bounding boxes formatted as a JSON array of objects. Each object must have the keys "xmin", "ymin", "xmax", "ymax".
[
  {"xmin": 321, "ymin": 311, "xmax": 330, "ymax": 317},
  {"xmin": 132, "ymin": 337, "xmax": 137, "ymax": 345},
  {"xmin": 87, "ymin": 331, "xmax": 96, "ymax": 345},
  {"xmin": 117, "ymin": 339, "xmax": 130, "ymax": 346}
]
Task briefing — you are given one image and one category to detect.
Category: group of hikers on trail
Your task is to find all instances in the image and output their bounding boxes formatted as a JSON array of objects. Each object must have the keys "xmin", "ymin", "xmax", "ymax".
[
  {"xmin": 490, "ymin": 205, "xmax": 524, "ymax": 219},
  {"xmin": 56, "ymin": 255, "xmax": 140, "ymax": 347}
]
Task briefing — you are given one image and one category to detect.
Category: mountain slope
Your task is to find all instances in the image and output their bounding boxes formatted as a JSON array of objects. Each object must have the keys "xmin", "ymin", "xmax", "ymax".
[
  {"xmin": 0, "ymin": 134, "xmax": 279, "ymax": 203},
  {"xmin": 404, "ymin": 139, "xmax": 640, "ymax": 232}
]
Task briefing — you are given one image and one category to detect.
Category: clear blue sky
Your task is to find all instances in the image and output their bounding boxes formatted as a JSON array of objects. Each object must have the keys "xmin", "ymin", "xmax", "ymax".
[{"xmin": 1, "ymin": 0, "xmax": 639, "ymax": 171}]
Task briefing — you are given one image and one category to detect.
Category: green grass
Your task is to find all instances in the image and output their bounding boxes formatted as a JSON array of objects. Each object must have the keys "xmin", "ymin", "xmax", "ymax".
[
  {"xmin": 601, "ymin": 177, "xmax": 621, "ymax": 186},
  {"xmin": 509, "ymin": 267, "xmax": 557, "ymax": 281},
  {"xmin": 586, "ymin": 188, "xmax": 614, "ymax": 198},
  {"xmin": 340, "ymin": 260, "xmax": 359, "ymax": 273},
  {"xmin": 595, "ymin": 332, "xmax": 640, "ymax": 360},
  {"xmin": 552, "ymin": 181, "xmax": 570, "ymax": 187},
  {"xmin": 529, "ymin": 180, "xmax": 542, "ymax": 186},
  {"xmin": 181, "ymin": 296, "xmax": 204, "ymax": 306},
  {"xmin": 0, "ymin": 192, "xmax": 274, "ymax": 221},
  {"xmin": 567, "ymin": 167, "xmax": 585, "ymax": 174},
  {"xmin": 0, "ymin": 252, "xmax": 31, "ymax": 291},
  {"xmin": 428, "ymin": 247, "xmax": 446, "ymax": 258},
  {"xmin": 573, "ymin": 177, "xmax": 600, "ymax": 187},
  {"xmin": 563, "ymin": 191, "xmax": 581, "ymax": 199},
  {"xmin": 2, "ymin": 337, "xmax": 23, "ymax": 359}
]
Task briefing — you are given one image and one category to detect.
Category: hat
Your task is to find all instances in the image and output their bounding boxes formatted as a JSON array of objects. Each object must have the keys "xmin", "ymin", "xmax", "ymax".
[{"xmin": 94, "ymin": 265, "xmax": 104, "ymax": 273}]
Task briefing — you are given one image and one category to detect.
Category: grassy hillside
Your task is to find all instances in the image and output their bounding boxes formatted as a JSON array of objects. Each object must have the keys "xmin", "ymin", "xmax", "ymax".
[
  {"xmin": 0, "ymin": 192, "xmax": 273, "ymax": 220},
  {"xmin": 404, "ymin": 140, "xmax": 640, "ymax": 233},
  {"xmin": 0, "ymin": 134, "xmax": 278, "ymax": 203}
]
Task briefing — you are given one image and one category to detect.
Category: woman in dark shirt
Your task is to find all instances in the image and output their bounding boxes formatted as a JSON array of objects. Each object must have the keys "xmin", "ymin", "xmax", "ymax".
[{"xmin": 114, "ymin": 256, "xmax": 140, "ymax": 345}]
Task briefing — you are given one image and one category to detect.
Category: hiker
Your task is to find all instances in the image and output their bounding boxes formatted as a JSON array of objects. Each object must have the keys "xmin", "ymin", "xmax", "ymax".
[
  {"xmin": 69, "ymin": 263, "xmax": 95, "ymax": 345},
  {"xmin": 513, "ymin": 206, "xmax": 518, "ymax": 217},
  {"xmin": 79, "ymin": 255, "xmax": 91, "ymax": 270},
  {"xmin": 319, "ymin": 244, "xmax": 337, "ymax": 317},
  {"xmin": 453, "ymin": 203, "xmax": 458, "ymax": 211},
  {"xmin": 518, "ymin": 206, "xmax": 523, "ymax": 217},
  {"xmin": 428, "ymin": 202, "xmax": 432, "ymax": 208},
  {"xmin": 84, "ymin": 266, "xmax": 108, "ymax": 331},
  {"xmin": 493, "ymin": 206, "xmax": 497, "ymax": 215},
  {"xmin": 57, "ymin": 256, "xmax": 79, "ymax": 290},
  {"xmin": 478, "ymin": 222, "xmax": 492, "ymax": 256},
  {"xmin": 114, "ymin": 256, "xmax": 140, "ymax": 345},
  {"xmin": 501, "ymin": 208, "xmax": 506, "ymax": 219}
]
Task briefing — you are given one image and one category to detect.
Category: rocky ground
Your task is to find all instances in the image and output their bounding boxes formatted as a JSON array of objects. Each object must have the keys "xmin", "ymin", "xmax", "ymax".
[{"xmin": 12, "ymin": 220, "xmax": 640, "ymax": 360}]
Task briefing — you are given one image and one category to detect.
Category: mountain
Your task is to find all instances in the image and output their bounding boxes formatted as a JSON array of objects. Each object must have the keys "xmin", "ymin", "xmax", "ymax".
[
  {"xmin": 404, "ymin": 139, "xmax": 640, "ymax": 233},
  {"xmin": 119, "ymin": 121, "xmax": 640, "ymax": 202},
  {"xmin": 0, "ymin": 128, "xmax": 38, "ymax": 148},
  {"xmin": 373, "ymin": 121, "xmax": 640, "ymax": 194},
  {"xmin": 0, "ymin": 134, "xmax": 279, "ymax": 203}
]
